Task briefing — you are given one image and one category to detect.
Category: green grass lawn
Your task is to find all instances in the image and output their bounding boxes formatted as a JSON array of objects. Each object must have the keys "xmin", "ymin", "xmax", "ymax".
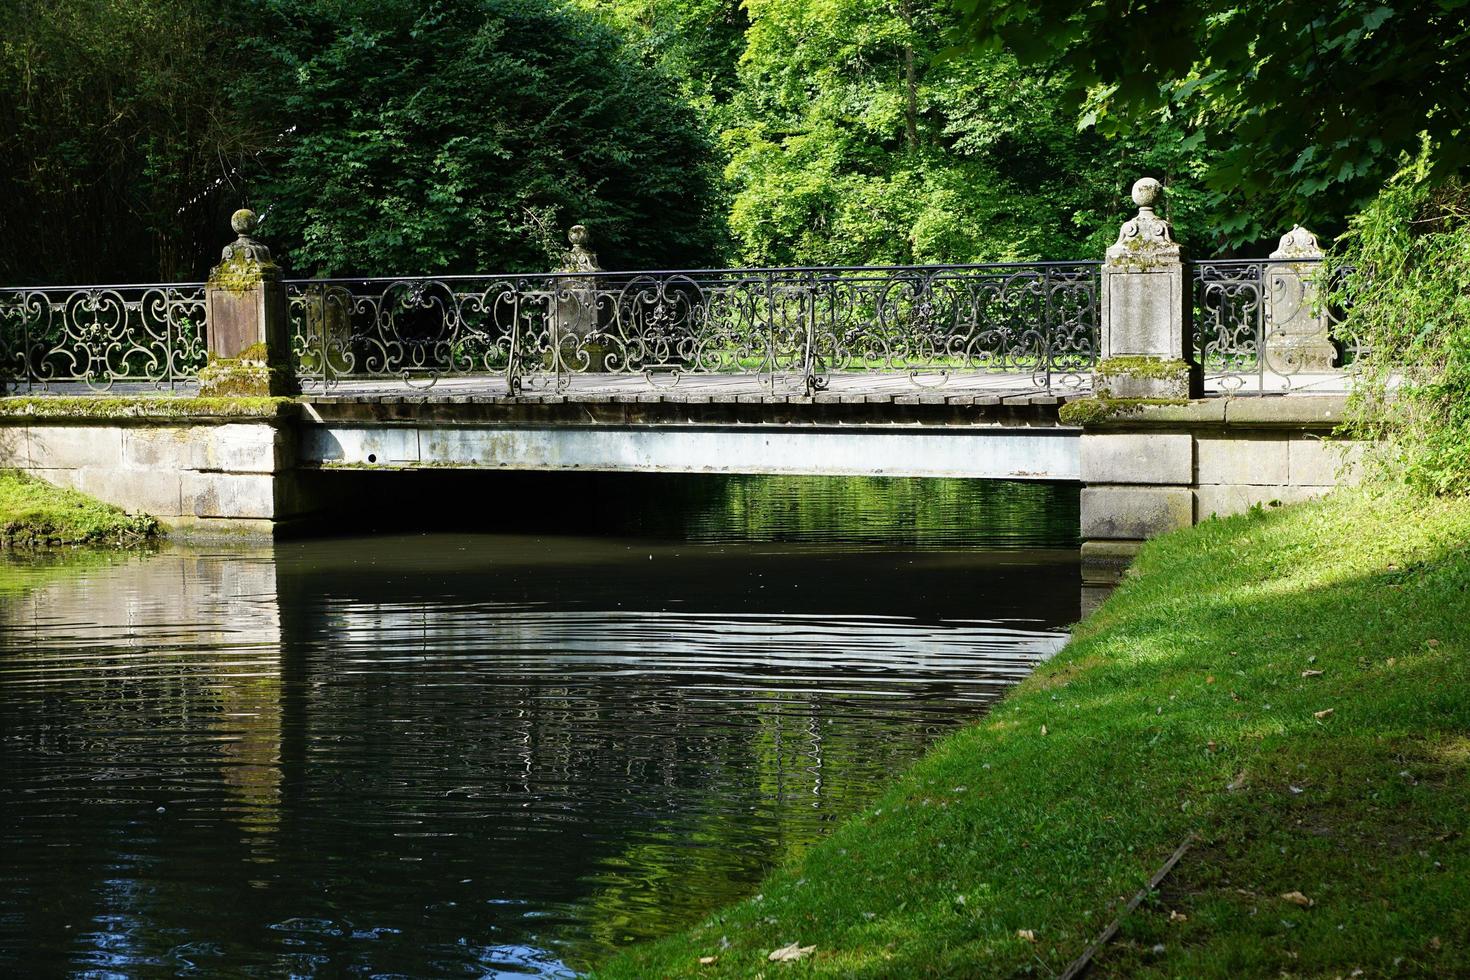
[
  {"xmin": 597, "ymin": 488, "xmax": 1470, "ymax": 977},
  {"xmin": 0, "ymin": 470, "xmax": 159, "ymax": 548}
]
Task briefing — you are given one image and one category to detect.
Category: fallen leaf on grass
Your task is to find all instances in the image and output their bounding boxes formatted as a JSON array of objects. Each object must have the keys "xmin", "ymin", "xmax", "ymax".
[
  {"xmin": 1302, "ymin": 669, "xmax": 1324, "ymax": 678},
  {"xmin": 1313, "ymin": 708, "xmax": 1334, "ymax": 720},
  {"xmin": 699, "ymin": 956, "xmax": 718, "ymax": 965},
  {"xmin": 1017, "ymin": 929, "xmax": 1037, "ymax": 942},
  {"xmin": 1281, "ymin": 891, "xmax": 1314, "ymax": 907},
  {"xmin": 1428, "ymin": 639, "xmax": 1440, "ymax": 649},
  {"xmin": 768, "ymin": 943, "xmax": 815, "ymax": 963}
]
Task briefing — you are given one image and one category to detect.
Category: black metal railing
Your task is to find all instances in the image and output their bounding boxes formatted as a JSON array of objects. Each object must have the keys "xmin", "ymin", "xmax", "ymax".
[
  {"xmin": 1193, "ymin": 258, "xmax": 1359, "ymax": 394},
  {"xmin": 285, "ymin": 262, "xmax": 1102, "ymax": 394},
  {"xmin": 0, "ymin": 283, "xmax": 208, "ymax": 392},
  {"xmin": 0, "ymin": 258, "xmax": 1372, "ymax": 397}
]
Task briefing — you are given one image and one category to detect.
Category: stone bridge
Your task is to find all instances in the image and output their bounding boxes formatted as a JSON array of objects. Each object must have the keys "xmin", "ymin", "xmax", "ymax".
[{"xmin": 0, "ymin": 180, "xmax": 1365, "ymax": 584}]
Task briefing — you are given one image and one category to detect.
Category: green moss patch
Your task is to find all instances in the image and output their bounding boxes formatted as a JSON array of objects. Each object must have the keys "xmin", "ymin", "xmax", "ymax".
[
  {"xmin": 0, "ymin": 396, "xmax": 296, "ymax": 420},
  {"xmin": 1059, "ymin": 396, "xmax": 1188, "ymax": 426},
  {"xmin": 206, "ymin": 254, "xmax": 279, "ymax": 294},
  {"xmin": 597, "ymin": 489, "xmax": 1470, "ymax": 977},
  {"xmin": 1096, "ymin": 356, "xmax": 1194, "ymax": 379},
  {"xmin": 0, "ymin": 470, "xmax": 160, "ymax": 548}
]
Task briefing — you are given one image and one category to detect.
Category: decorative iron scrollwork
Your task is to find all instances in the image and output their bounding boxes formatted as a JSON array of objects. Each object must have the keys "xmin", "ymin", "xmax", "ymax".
[
  {"xmin": 285, "ymin": 262, "xmax": 1102, "ymax": 394},
  {"xmin": 0, "ymin": 284, "xmax": 207, "ymax": 392},
  {"xmin": 1193, "ymin": 258, "xmax": 1356, "ymax": 395}
]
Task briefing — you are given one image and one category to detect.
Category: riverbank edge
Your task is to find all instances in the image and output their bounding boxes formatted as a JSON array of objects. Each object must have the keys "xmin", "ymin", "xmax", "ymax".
[
  {"xmin": 0, "ymin": 470, "xmax": 161, "ymax": 548},
  {"xmin": 597, "ymin": 487, "xmax": 1470, "ymax": 977}
]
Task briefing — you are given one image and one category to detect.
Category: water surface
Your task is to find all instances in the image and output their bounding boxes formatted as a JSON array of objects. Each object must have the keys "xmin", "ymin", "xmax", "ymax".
[{"xmin": 0, "ymin": 476, "xmax": 1079, "ymax": 976}]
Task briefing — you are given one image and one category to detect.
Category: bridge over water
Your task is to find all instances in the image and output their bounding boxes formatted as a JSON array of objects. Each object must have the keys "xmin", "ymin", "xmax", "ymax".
[{"xmin": 0, "ymin": 184, "xmax": 1365, "ymax": 583}]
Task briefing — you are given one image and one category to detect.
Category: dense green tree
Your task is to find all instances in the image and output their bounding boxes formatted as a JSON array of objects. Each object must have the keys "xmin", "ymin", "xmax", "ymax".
[
  {"xmin": 575, "ymin": 0, "xmax": 748, "ymax": 113},
  {"xmin": 954, "ymin": 0, "xmax": 1470, "ymax": 243},
  {"xmin": 0, "ymin": 0, "xmax": 262, "ymax": 283},
  {"xmin": 238, "ymin": 0, "xmax": 726, "ymax": 276},
  {"xmin": 0, "ymin": 0, "xmax": 727, "ymax": 283},
  {"xmin": 724, "ymin": 0, "xmax": 1182, "ymax": 264},
  {"xmin": 591, "ymin": 0, "xmax": 1213, "ymax": 266}
]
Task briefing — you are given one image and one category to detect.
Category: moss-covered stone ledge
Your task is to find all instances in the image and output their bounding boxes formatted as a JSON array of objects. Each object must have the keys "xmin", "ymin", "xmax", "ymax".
[
  {"xmin": 1092, "ymin": 356, "xmax": 1198, "ymax": 399},
  {"xmin": 0, "ymin": 395, "xmax": 299, "ymax": 422},
  {"xmin": 1061, "ymin": 395, "xmax": 1347, "ymax": 430},
  {"xmin": 1095, "ymin": 356, "xmax": 1194, "ymax": 380},
  {"xmin": 1058, "ymin": 396, "xmax": 1191, "ymax": 427}
]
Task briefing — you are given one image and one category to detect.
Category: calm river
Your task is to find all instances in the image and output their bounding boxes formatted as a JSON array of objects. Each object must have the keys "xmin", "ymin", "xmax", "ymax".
[{"xmin": 0, "ymin": 475, "xmax": 1079, "ymax": 976}]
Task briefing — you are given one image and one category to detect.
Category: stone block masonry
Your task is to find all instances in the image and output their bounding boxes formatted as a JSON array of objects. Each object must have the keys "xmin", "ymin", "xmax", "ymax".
[
  {"xmin": 1078, "ymin": 396, "xmax": 1363, "ymax": 585},
  {"xmin": 0, "ymin": 404, "xmax": 312, "ymax": 538}
]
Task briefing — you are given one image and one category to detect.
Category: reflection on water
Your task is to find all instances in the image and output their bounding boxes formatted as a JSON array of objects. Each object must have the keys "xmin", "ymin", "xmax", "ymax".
[{"xmin": 0, "ymin": 476, "xmax": 1079, "ymax": 976}]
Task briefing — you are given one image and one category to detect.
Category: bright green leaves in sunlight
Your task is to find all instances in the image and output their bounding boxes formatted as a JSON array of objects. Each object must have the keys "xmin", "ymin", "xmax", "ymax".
[
  {"xmin": 1337, "ymin": 163, "xmax": 1470, "ymax": 495},
  {"xmin": 954, "ymin": 0, "xmax": 1470, "ymax": 245},
  {"xmin": 592, "ymin": 0, "xmax": 1214, "ymax": 265}
]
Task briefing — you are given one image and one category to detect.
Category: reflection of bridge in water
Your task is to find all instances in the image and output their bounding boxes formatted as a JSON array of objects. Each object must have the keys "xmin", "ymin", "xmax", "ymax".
[{"xmin": 0, "ymin": 535, "xmax": 1075, "ymax": 973}]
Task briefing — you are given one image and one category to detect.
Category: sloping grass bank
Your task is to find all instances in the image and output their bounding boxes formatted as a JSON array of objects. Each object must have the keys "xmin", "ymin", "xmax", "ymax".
[
  {"xmin": 0, "ymin": 471, "xmax": 159, "ymax": 547},
  {"xmin": 599, "ymin": 489, "xmax": 1470, "ymax": 977}
]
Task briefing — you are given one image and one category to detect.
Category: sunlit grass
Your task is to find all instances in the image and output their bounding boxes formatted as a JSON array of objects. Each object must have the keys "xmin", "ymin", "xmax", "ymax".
[
  {"xmin": 597, "ymin": 488, "xmax": 1470, "ymax": 977},
  {"xmin": 0, "ymin": 470, "xmax": 159, "ymax": 548}
]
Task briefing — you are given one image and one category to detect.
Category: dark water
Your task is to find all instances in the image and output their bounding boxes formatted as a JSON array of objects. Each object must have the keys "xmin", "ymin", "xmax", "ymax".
[{"xmin": 0, "ymin": 476, "xmax": 1079, "ymax": 976}]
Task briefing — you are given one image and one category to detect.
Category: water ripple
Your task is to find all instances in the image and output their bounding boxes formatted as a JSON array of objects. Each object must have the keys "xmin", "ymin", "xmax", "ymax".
[{"xmin": 0, "ymin": 534, "xmax": 1076, "ymax": 976}]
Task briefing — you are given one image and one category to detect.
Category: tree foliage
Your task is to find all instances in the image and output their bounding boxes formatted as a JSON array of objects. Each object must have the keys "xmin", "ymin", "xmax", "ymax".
[
  {"xmin": 955, "ymin": 0, "xmax": 1470, "ymax": 243},
  {"xmin": 0, "ymin": 0, "xmax": 726, "ymax": 283},
  {"xmin": 8, "ymin": 0, "xmax": 1448, "ymax": 281},
  {"xmin": 589, "ymin": 0, "xmax": 1214, "ymax": 266},
  {"xmin": 239, "ymin": 0, "xmax": 725, "ymax": 277},
  {"xmin": 0, "ymin": 0, "xmax": 263, "ymax": 283}
]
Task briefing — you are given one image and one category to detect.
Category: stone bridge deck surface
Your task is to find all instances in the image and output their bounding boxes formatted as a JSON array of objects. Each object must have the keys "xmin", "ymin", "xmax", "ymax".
[
  {"xmin": 12, "ymin": 367, "xmax": 1354, "ymax": 405},
  {"xmin": 295, "ymin": 369, "xmax": 1352, "ymax": 405},
  {"xmin": 0, "ymin": 370, "xmax": 1359, "ymax": 534},
  {"xmin": 274, "ymin": 371, "xmax": 1353, "ymax": 482}
]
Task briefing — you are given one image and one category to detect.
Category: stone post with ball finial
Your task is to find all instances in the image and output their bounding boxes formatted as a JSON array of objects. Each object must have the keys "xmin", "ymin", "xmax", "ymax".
[
  {"xmin": 1095, "ymin": 178, "xmax": 1201, "ymax": 399},
  {"xmin": 200, "ymin": 208, "xmax": 298, "ymax": 396}
]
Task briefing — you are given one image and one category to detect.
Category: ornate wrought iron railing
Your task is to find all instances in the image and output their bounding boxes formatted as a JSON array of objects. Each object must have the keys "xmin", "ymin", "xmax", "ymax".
[
  {"xmin": 0, "ymin": 258, "xmax": 1376, "ymax": 398},
  {"xmin": 1193, "ymin": 258, "xmax": 1360, "ymax": 394},
  {"xmin": 0, "ymin": 283, "xmax": 208, "ymax": 392},
  {"xmin": 285, "ymin": 262, "xmax": 1102, "ymax": 394}
]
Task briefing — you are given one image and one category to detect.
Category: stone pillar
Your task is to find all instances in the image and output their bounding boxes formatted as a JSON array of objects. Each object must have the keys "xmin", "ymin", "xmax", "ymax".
[
  {"xmin": 1095, "ymin": 178, "xmax": 1201, "ymax": 399},
  {"xmin": 200, "ymin": 209, "xmax": 298, "ymax": 397},
  {"xmin": 1264, "ymin": 225, "xmax": 1336, "ymax": 373},
  {"xmin": 552, "ymin": 224, "xmax": 613, "ymax": 372}
]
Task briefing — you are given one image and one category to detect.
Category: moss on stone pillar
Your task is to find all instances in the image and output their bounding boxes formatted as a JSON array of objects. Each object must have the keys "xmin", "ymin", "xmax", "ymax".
[
  {"xmin": 203, "ymin": 209, "xmax": 298, "ymax": 396},
  {"xmin": 1096, "ymin": 179, "xmax": 1203, "ymax": 399}
]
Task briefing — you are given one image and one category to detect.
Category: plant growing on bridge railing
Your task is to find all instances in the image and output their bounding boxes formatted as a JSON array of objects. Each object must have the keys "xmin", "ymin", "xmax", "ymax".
[{"xmin": 1335, "ymin": 160, "xmax": 1470, "ymax": 495}]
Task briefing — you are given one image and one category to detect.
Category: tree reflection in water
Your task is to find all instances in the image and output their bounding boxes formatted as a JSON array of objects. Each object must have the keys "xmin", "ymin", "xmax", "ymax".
[{"xmin": 0, "ymin": 476, "xmax": 1078, "ymax": 976}]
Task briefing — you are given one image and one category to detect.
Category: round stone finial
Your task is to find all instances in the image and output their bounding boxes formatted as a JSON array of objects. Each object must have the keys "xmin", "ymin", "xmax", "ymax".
[
  {"xmin": 1131, "ymin": 178, "xmax": 1162, "ymax": 209},
  {"xmin": 231, "ymin": 208, "xmax": 259, "ymax": 236},
  {"xmin": 568, "ymin": 224, "xmax": 592, "ymax": 247}
]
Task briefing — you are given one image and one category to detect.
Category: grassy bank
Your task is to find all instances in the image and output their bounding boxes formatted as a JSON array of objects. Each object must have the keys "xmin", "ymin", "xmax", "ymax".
[
  {"xmin": 0, "ymin": 471, "xmax": 159, "ymax": 548},
  {"xmin": 599, "ymin": 489, "xmax": 1470, "ymax": 977}
]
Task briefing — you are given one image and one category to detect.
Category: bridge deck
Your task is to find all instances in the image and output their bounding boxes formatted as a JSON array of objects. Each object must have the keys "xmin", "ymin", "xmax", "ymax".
[
  {"xmin": 298, "ymin": 370, "xmax": 1352, "ymax": 403},
  {"xmin": 9, "ymin": 369, "xmax": 1353, "ymax": 402}
]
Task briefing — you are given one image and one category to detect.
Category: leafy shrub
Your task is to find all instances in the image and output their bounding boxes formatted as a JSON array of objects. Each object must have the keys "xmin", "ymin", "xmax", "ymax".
[{"xmin": 1336, "ymin": 160, "xmax": 1470, "ymax": 495}]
